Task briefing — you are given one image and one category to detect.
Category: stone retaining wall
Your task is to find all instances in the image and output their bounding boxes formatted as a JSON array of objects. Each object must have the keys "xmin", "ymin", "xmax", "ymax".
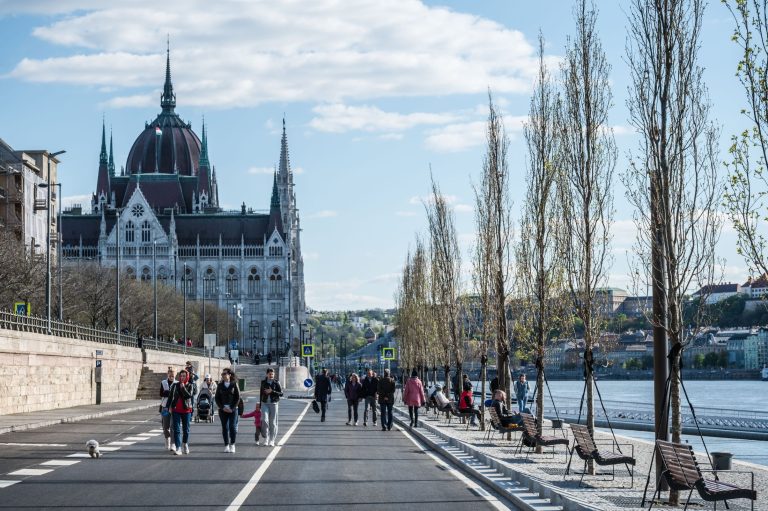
[{"xmin": 0, "ymin": 328, "xmax": 224, "ymax": 415}]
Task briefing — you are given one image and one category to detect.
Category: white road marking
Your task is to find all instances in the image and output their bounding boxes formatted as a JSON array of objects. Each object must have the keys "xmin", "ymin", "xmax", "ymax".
[
  {"xmin": 66, "ymin": 453, "xmax": 90, "ymax": 458},
  {"xmin": 7, "ymin": 469, "xmax": 54, "ymax": 476},
  {"xmin": 226, "ymin": 401, "xmax": 311, "ymax": 511},
  {"xmin": 106, "ymin": 441, "xmax": 135, "ymax": 446},
  {"xmin": 124, "ymin": 436, "xmax": 150, "ymax": 441},
  {"xmin": 137, "ymin": 433, "xmax": 159, "ymax": 437},
  {"xmin": 0, "ymin": 480, "xmax": 20, "ymax": 488},
  {"xmin": 398, "ymin": 427, "xmax": 511, "ymax": 511},
  {"xmin": 0, "ymin": 443, "xmax": 67, "ymax": 447},
  {"xmin": 98, "ymin": 446, "xmax": 122, "ymax": 451},
  {"xmin": 149, "ymin": 429, "xmax": 163, "ymax": 433},
  {"xmin": 40, "ymin": 460, "xmax": 80, "ymax": 467},
  {"xmin": 109, "ymin": 420, "xmax": 150, "ymax": 423}
]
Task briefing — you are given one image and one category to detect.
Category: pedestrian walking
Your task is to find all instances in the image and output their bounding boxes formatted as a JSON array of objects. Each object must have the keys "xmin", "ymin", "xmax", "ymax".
[
  {"xmin": 344, "ymin": 373, "xmax": 362, "ymax": 426},
  {"xmin": 159, "ymin": 366, "xmax": 176, "ymax": 451},
  {"xmin": 260, "ymin": 368, "xmax": 283, "ymax": 446},
  {"xmin": 377, "ymin": 369, "xmax": 396, "ymax": 431},
  {"xmin": 166, "ymin": 369, "xmax": 195, "ymax": 455},
  {"xmin": 403, "ymin": 369, "xmax": 426, "ymax": 428},
  {"xmin": 361, "ymin": 368, "xmax": 379, "ymax": 427},
  {"xmin": 215, "ymin": 368, "xmax": 240, "ymax": 453},
  {"xmin": 514, "ymin": 374, "xmax": 530, "ymax": 413},
  {"xmin": 459, "ymin": 381, "xmax": 481, "ymax": 426},
  {"xmin": 267, "ymin": 352, "xmax": 273, "ymax": 365},
  {"xmin": 314, "ymin": 368, "xmax": 333, "ymax": 422},
  {"xmin": 254, "ymin": 353, "xmax": 261, "ymax": 365},
  {"xmin": 241, "ymin": 402, "xmax": 264, "ymax": 446}
]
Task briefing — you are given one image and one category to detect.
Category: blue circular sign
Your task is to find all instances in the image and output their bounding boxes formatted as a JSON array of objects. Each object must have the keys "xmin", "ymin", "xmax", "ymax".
[
  {"xmin": 484, "ymin": 399, "xmax": 493, "ymax": 407},
  {"xmin": 303, "ymin": 378, "xmax": 314, "ymax": 388}
]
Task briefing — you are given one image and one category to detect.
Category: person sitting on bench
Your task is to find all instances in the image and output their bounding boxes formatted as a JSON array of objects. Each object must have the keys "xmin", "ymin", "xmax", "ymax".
[
  {"xmin": 459, "ymin": 381, "xmax": 482, "ymax": 426},
  {"xmin": 492, "ymin": 390, "xmax": 522, "ymax": 428},
  {"xmin": 432, "ymin": 384, "xmax": 453, "ymax": 412}
]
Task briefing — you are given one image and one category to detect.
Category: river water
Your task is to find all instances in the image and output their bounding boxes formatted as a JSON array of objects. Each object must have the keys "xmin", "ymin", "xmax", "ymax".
[{"xmin": 468, "ymin": 379, "xmax": 768, "ymax": 467}]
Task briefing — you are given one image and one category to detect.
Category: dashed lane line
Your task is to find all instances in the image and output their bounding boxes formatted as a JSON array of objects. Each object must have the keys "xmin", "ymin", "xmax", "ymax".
[
  {"xmin": 106, "ymin": 441, "xmax": 135, "ymax": 446},
  {"xmin": 7, "ymin": 469, "xmax": 54, "ymax": 476},
  {"xmin": 124, "ymin": 436, "xmax": 151, "ymax": 441},
  {"xmin": 40, "ymin": 460, "xmax": 81, "ymax": 467},
  {"xmin": 0, "ymin": 443, "xmax": 68, "ymax": 447},
  {"xmin": 226, "ymin": 401, "xmax": 312, "ymax": 511},
  {"xmin": 0, "ymin": 481, "xmax": 20, "ymax": 488},
  {"xmin": 66, "ymin": 453, "xmax": 92, "ymax": 458}
]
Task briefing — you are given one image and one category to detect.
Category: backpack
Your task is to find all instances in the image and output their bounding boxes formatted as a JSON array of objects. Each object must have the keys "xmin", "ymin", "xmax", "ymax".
[{"xmin": 237, "ymin": 398, "xmax": 244, "ymax": 416}]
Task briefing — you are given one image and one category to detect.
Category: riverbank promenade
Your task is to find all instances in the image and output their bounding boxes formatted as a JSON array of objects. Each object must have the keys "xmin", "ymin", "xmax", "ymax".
[{"xmin": 394, "ymin": 403, "xmax": 767, "ymax": 510}]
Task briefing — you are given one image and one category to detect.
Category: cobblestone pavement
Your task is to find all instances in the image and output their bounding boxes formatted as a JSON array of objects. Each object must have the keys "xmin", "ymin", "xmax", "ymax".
[{"xmin": 399, "ymin": 406, "xmax": 767, "ymax": 511}]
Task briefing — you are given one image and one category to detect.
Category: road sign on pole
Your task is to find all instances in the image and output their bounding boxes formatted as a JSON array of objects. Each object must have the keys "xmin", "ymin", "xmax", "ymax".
[
  {"xmin": 382, "ymin": 347, "xmax": 396, "ymax": 360},
  {"xmin": 302, "ymin": 344, "xmax": 315, "ymax": 357},
  {"xmin": 14, "ymin": 302, "xmax": 30, "ymax": 316},
  {"xmin": 204, "ymin": 333, "xmax": 217, "ymax": 348}
]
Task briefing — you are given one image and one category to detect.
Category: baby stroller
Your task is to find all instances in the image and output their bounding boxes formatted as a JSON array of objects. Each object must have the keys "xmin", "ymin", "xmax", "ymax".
[{"xmin": 195, "ymin": 389, "xmax": 214, "ymax": 423}]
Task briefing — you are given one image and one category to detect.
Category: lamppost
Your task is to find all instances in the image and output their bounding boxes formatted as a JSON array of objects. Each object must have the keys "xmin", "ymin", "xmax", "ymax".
[
  {"xmin": 115, "ymin": 207, "xmax": 123, "ymax": 337},
  {"xmin": 38, "ymin": 180, "xmax": 64, "ymax": 321},
  {"xmin": 152, "ymin": 240, "xmax": 158, "ymax": 340},
  {"xmin": 43, "ymin": 150, "xmax": 65, "ymax": 333},
  {"xmin": 182, "ymin": 262, "xmax": 187, "ymax": 348}
]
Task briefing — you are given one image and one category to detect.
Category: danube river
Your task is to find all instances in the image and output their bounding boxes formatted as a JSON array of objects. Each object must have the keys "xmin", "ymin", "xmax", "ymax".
[{"xmin": 473, "ymin": 379, "xmax": 768, "ymax": 466}]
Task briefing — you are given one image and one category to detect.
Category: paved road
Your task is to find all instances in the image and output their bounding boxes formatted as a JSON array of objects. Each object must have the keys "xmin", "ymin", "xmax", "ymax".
[{"xmin": 0, "ymin": 394, "xmax": 514, "ymax": 510}]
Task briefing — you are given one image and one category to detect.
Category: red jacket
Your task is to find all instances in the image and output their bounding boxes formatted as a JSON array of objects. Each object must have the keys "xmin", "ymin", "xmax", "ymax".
[
  {"xmin": 403, "ymin": 377, "xmax": 425, "ymax": 407},
  {"xmin": 459, "ymin": 390, "xmax": 474, "ymax": 411},
  {"xmin": 241, "ymin": 407, "xmax": 262, "ymax": 428}
]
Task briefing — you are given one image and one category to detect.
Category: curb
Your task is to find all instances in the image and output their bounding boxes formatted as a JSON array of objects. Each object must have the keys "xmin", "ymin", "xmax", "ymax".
[
  {"xmin": 0, "ymin": 402, "xmax": 157, "ymax": 435},
  {"xmin": 393, "ymin": 407, "xmax": 602, "ymax": 511}
]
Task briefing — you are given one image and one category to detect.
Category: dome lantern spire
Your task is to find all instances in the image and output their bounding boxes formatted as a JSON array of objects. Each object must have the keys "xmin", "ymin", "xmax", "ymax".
[{"xmin": 160, "ymin": 36, "xmax": 176, "ymax": 113}]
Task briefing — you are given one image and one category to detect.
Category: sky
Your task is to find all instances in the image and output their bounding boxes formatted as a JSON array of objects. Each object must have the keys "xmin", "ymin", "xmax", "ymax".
[{"xmin": 0, "ymin": 0, "xmax": 752, "ymax": 311}]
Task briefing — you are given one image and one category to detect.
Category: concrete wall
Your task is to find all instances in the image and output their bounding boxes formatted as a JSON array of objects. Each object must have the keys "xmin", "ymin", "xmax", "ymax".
[{"xmin": 0, "ymin": 328, "xmax": 225, "ymax": 416}]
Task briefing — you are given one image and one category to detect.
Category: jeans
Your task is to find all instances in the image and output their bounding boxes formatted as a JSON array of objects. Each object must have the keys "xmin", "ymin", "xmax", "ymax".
[
  {"xmin": 162, "ymin": 412, "xmax": 173, "ymax": 439},
  {"xmin": 517, "ymin": 398, "xmax": 527, "ymax": 413},
  {"xmin": 171, "ymin": 411, "xmax": 191, "ymax": 449},
  {"xmin": 262, "ymin": 403, "xmax": 279, "ymax": 443},
  {"xmin": 379, "ymin": 402, "xmax": 393, "ymax": 430},
  {"xmin": 220, "ymin": 410, "xmax": 238, "ymax": 445},
  {"xmin": 347, "ymin": 399, "xmax": 359, "ymax": 422},
  {"xmin": 363, "ymin": 396, "xmax": 377, "ymax": 423},
  {"xmin": 408, "ymin": 405, "xmax": 419, "ymax": 425}
]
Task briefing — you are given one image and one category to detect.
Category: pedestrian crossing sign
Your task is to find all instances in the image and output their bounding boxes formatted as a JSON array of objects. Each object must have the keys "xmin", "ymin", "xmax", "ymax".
[
  {"xmin": 382, "ymin": 347, "xmax": 396, "ymax": 360},
  {"xmin": 302, "ymin": 344, "xmax": 315, "ymax": 357},
  {"xmin": 14, "ymin": 302, "xmax": 30, "ymax": 316}
]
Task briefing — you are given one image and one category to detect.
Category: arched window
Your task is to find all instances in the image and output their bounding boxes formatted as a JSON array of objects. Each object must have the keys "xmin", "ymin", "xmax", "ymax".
[
  {"xmin": 125, "ymin": 266, "xmax": 136, "ymax": 280},
  {"xmin": 158, "ymin": 266, "xmax": 168, "ymax": 285},
  {"xmin": 204, "ymin": 267, "xmax": 216, "ymax": 298},
  {"xmin": 226, "ymin": 267, "xmax": 239, "ymax": 295},
  {"xmin": 141, "ymin": 266, "xmax": 151, "ymax": 282},
  {"xmin": 249, "ymin": 320, "xmax": 260, "ymax": 344},
  {"xmin": 269, "ymin": 268, "xmax": 282, "ymax": 296},
  {"xmin": 141, "ymin": 220, "xmax": 151, "ymax": 243},
  {"xmin": 247, "ymin": 267, "xmax": 260, "ymax": 296},
  {"xmin": 182, "ymin": 265, "xmax": 195, "ymax": 298},
  {"xmin": 124, "ymin": 221, "xmax": 135, "ymax": 243}
]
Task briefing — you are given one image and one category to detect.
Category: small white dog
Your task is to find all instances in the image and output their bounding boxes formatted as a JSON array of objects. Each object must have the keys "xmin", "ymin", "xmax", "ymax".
[{"xmin": 86, "ymin": 439, "xmax": 101, "ymax": 459}]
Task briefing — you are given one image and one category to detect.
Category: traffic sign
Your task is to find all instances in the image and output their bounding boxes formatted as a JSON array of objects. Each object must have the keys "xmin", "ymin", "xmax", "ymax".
[
  {"xmin": 303, "ymin": 378, "xmax": 314, "ymax": 388},
  {"xmin": 302, "ymin": 344, "xmax": 315, "ymax": 357},
  {"xmin": 382, "ymin": 347, "xmax": 396, "ymax": 360},
  {"xmin": 14, "ymin": 302, "xmax": 30, "ymax": 316},
  {"xmin": 230, "ymin": 340, "xmax": 238, "ymax": 350},
  {"xmin": 95, "ymin": 360, "xmax": 102, "ymax": 367},
  {"xmin": 204, "ymin": 334, "xmax": 217, "ymax": 348}
]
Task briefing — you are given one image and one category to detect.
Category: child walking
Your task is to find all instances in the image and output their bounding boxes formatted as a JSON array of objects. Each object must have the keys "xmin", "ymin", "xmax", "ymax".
[{"xmin": 241, "ymin": 402, "xmax": 264, "ymax": 446}]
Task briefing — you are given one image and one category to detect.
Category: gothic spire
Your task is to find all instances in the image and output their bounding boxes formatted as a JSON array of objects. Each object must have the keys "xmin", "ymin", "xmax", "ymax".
[
  {"xmin": 271, "ymin": 170, "xmax": 281, "ymax": 210},
  {"xmin": 279, "ymin": 117, "xmax": 290, "ymax": 175},
  {"xmin": 99, "ymin": 117, "xmax": 108, "ymax": 165},
  {"xmin": 199, "ymin": 117, "xmax": 209, "ymax": 168},
  {"xmin": 108, "ymin": 128, "xmax": 115, "ymax": 177},
  {"xmin": 160, "ymin": 37, "xmax": 176, "ymax": 113}
]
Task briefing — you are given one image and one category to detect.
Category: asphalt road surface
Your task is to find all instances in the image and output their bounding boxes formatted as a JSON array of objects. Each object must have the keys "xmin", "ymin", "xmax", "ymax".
[{"xmin": 0, "ymin": 394, "xmax": 515, "ymax": 510}]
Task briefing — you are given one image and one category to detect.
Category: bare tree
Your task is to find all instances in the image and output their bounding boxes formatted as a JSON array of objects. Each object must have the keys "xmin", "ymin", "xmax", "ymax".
[
  {"xmin": 723, "ymin": 0, "xmax": 768, "ymax": 278},
  {"xmin": 0, "ymin": 231, "xmax": 45, "ymax": 313},
  {"xmin": 516, "ymin": 35, "xmax": 566, "ymax": 451},
  {"xmin": 558, "ymin": 0, "xmax": 616, "ymax": 468},
  {"xmin": 473, "ymin": 91, "xmax": 515, "ymax": 420},
  {"xmin": 625, "ymin": 0, "xmax": 721, "ymax": 503},
  {"xmin": 426, "ymin": 177, "xmax": 463, "ymax": 396}
]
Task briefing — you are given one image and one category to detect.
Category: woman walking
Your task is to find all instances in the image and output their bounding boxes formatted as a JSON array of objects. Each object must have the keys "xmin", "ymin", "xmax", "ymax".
[
  {"xmin": 260, "ymin": 368, "xmax": 283, "ymax": 446},
  {"xmin": 215, "ymin": 369, "xmax": 241, "ymax": 453},
  {"xmin": 166, "ymin": 368, "xmax": 195, "ymax": 455},
  {"xmin": 159, "ymin": 366, "xmax": 176, "ymax": 451},
  {"xmin": 402, "ymin": 369, "xmax": 425, "ymax": 428},
  {"xmin": 344, "ymin": 373, "xmax": 363, "ymax": 426}
]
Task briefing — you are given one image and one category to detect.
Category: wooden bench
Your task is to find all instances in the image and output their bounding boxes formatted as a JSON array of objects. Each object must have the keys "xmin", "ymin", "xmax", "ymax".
[
  {"xmin": 485, "ymin": 407, "xmax": 520, "ymax": 442},
  {"xmin": 566, "ymin": 423, "xmax": 636, "ymax": 487},
  {"xmin": 516, "ymin": 413, "xmax": 569, "ymax": 459},
  {"xmin": 650, "ymin": 439, "xmax": 756, "ymax": 511}
]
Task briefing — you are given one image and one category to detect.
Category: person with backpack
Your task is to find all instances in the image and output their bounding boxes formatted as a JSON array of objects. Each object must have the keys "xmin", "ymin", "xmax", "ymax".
[
  {"xmin": 377, "ymin": 369, "xmax": 396, "ymax": 431},
  {"xmin": 314, "ymin": 368, "xmax": 333, "ymax": 422},
  {"xmin": 402, "ymin": 369, "xmax": 426, "ymax": 428},
  {"xmin": 166, "ymin": 368, "xmax": 195, "ymax": 455},
  {"xmin": 215, "ymin": 368, "xmax": 241, "ymax": 453},
  {"xmin": 344, "ymin": 373, "xmax": 363, "ymax": 426},
  {"xmin": 260, "ymin": 368, "xmax": 283, "ymax": 446},
  {"xmin": 360, "ymin": 368, "xmax": 379, "ymax": 427},
  {"xmin": 514, "ymin": 374, "xmax": 530, "ymax": 413}
]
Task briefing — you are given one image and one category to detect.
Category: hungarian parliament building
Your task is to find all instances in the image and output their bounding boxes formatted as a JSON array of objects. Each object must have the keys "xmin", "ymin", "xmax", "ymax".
[{"xmin": 61, "ymin": 49, "xmax": 306, "ymax": 355}]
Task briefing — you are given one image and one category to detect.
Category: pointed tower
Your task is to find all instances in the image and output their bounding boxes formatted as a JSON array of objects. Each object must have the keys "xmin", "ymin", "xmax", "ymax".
[
  {"xmin": 196, "ymin": 118, "xmax": 211, "ymax": 212},
  {"xmin": 277, "ymin": 117, "xmax": 293, "ymax": 222},
  {"xmin": 160, "ymin": 37, "xmax": 176, "ymax": 114},
  {"xmin": 267, "ymin": 172, "xmax": 284, "ymax": 235},
  {"xmin": 94, "ymin": 118, "xmax": 111, "ymax": 212},
  {"xmin": 108, "ymin": 128, "xmax": 116, "ymax": 177}
]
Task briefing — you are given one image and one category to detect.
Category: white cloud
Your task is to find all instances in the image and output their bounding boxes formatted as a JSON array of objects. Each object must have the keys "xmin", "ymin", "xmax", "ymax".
[
  {"xmin": 454, "ymin": 203, "xmax": 473, "ymax": 214},
  {"xmin": 424, "ymin": 115, "xmax": 526, "ymax": 153},
  {"xmin": 309, "ymin": 103, "xmax": 460, "ymax": 134},
  {"xmin": 62, "ymin": 194, "xmax": 91, "ymax": 209},
  {"xmin": 612, "ymin": 219, "xmax": 637, "ymax": 249},
  {"xmin": 305, "ymin": 274, "xmax": 398, "ymax": 309},
  {"xmin": 308, "ymin": 210, "xmax": 338, "ymax": 219},
  {"xmin": 247, "ymin": 166, "xmax": 275, "ymax": 175},
  {"xmin": 7, "ymin": 1, "xmax": 542, "ymax": 107},
  {"xmin": 409, "ymin": 193, "xmax": 459, "ymax": 206},
  {"xmin": 395, "ymin": 210, "xmax": 417, "ymax": 217}
]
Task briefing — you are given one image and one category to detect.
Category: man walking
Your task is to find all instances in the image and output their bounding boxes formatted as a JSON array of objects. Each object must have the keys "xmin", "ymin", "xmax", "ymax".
[
  {"xmin": 361, "ymin": 368, "xmax": 379, "ymax": 427},
  {"xmin": 260, "ymin": 368, "xmax": 283, "ymax": 446},
  {"xmin": 514, "ymin": 374, "xmax": 530, "ymax": 413},
  {"xmin": 377, "ymin": 369, "xmax": 396, "ymax": 431},
  {"xmin": 314, "ymin": 368, "xmax": 332, "ymax": 422}
]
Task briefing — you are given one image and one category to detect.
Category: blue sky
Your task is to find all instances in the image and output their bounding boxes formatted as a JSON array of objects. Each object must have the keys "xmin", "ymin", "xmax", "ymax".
[{"xmin": 0, "ymin": 0, "xmax": 751, "ymax": 310}]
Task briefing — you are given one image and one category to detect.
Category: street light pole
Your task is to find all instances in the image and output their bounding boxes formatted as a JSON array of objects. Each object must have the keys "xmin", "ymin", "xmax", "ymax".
[
  {"xmin": 43, "ymin": 150, "xmax": 65, "ymax": 333},
  {"xmin": 183, "ymin": 262, "xmax": 187, "ymax": 347},
  {"xmin": 153, "ymin": 240, "xmax": 158, "ymax": 340},
  {"xmin": 115, "ymin": 208, "xmax": 121, "ymax": 337}
]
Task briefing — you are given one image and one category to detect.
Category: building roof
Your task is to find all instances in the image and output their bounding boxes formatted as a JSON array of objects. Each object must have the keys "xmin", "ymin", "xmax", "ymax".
[
  {"xmin": 743, "ymin": 274, "xmax": 768, "ymax": 288},
  {"xmin": 695, "ymin": 283, "xmax": 739, "ymax": 295}
]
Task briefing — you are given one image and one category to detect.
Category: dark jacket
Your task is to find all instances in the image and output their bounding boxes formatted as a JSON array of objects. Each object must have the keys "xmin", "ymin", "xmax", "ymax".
[
  {"xmin": 377, "ymin": 376, "xmax": 396, "ymax": 404},
  {"xmin": 215, "ymin": 380, "xmax": 241, "ymax": 413},
  {"xmin": 361, "ymin": 375, "xmax": 379, "ymax": 398},
  {"xmin": 344, "ymin": 381, "xmax": 362, "ymax": 401},
  {"xmin": 167, "ymin": 381, "xmax": 195, "ymax": 411},
  {"xmin": 314, "ymin": 374, "xmax": 332, "ymax": 402},
  {"xmin": 260, "ymin": 378, "xmax": 283, "ymax": 403},
  {"xmin": 490, "ymin": 377, "xmax": 499, "ymax": 394}
]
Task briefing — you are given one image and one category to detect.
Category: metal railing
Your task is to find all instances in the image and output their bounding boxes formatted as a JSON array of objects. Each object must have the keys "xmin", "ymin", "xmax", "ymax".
[
  {"xmin": 142, "ymin": 337, "xmax": 206, "ymax": 357},
  {"xmin": 0, "ymin": 310, "xmax": 136, "ymax": 347}
]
